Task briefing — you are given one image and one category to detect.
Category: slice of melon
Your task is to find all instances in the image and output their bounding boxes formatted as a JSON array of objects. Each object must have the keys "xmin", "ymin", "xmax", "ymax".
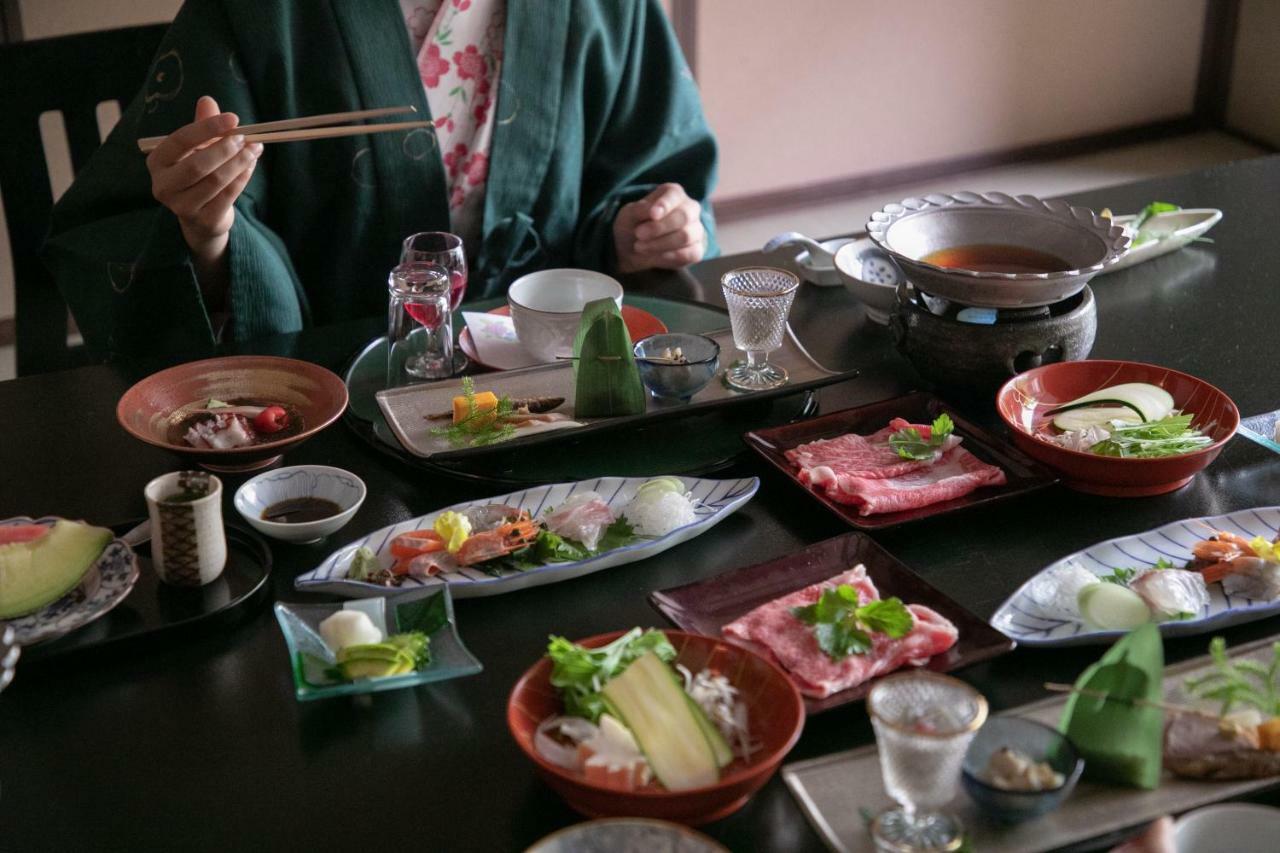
[{"xmin": 0, "ymin": 520, "xmax": 112, "ymax": 619}]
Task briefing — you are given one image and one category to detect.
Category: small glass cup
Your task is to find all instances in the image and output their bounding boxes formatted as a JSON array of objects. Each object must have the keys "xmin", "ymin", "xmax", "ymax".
[
  {"xmin": 401, "ymin": 231, "xmax": 468, "ymax": 311},
  {"xmin": 388, "ymin": 262, "xmax": 454, "ymax": 385},
  {"xmin": 867, "ymin": 672, "xmax": 988, "ymax": 852},
  {"xmin": 720, "ymin": 266, "xmax": 800, "ymax": 391}
]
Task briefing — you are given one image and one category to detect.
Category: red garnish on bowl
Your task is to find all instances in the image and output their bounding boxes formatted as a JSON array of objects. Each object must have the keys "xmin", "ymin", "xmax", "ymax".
[{"xmin": 252, "ymin": 406, "xmax": 290, "ymax": 434}]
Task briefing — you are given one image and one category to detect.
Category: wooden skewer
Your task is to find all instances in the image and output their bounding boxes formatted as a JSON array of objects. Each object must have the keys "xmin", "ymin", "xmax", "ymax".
[
  {"xmin": 137, "ymin": 105, "xmax": 421, "ymax": 153},
  {"xmin": 1043, "ymin": 682, "xmax": 1222, "ymax": 721}
]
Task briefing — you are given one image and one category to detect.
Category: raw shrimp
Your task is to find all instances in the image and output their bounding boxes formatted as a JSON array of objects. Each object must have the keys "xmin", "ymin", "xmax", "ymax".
[{"xmin": 456, "ymin": 513, "xmax": 541, "ymax": 566}]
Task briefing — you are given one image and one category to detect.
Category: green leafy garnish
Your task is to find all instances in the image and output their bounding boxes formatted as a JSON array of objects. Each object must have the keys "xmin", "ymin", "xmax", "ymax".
[
  {"xmin": 476, "ymin": 518, "xmax": 644, "ymax": 577},
  {"xmin": 1100, "ymin": 559, "xmax": 1173, "ymax": 586},
  {"xmin": 1131, "ymin": 201, "xmax": 1180, "ymax": 232},
  {"xmin": 547, "ymin": 628, "xmax": 676, "ymax": 722},
  {"xmin": 888, "ymin": 413, "xmax": 955, "ymax": 461},
  {"xmin": 595, "ymin": 517, "xmax": 642, "ymax": 552},
  {"xmin": 1184, "ymin": 637, "xmax": 1280, "ymax": 717},
  {"xmin": 790, "ymin": 585, "xmax": 914, "ymax": 661},
  {"xmin": 430, "ymin": 376, "xmax": 519, "ymax": 448},
  {"xmin": 1090, "ymin": 414, "xmax": 1212, "ymax": 458}
]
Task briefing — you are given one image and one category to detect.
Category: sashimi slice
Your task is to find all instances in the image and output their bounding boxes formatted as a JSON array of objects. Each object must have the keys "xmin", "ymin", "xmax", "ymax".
[{"xmin": 0, "ymin": 524, "xmax": 51, "ymax": 545}]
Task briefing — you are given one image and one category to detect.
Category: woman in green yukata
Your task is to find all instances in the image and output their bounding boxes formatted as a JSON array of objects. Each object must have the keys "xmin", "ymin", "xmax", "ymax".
[{"xmin": 42, "ymin": 0, "xmax": 717, "ymax": 357}]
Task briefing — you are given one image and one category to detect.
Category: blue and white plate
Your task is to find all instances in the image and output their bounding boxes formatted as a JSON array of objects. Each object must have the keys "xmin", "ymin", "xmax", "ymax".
[
  {"xmin": 1, "ymin": 516, "xmax": 140, "ymax": 646},
  {"xmin": 993, "ymin": 506, "xmax": 1280, "ymax": 647},
  {"xmin": 295, "ymin": 476, "xmax": 758, "ymax": 599}
]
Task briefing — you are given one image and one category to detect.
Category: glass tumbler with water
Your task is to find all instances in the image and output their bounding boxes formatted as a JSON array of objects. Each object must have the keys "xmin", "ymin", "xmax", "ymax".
[
  {"xmin": 867, "ymin": 672, "xmax": 988, "ymax": 852},
  {"xmin": 720, "ymin": 266, "xmax": 799, "ymax": 391},
  {"xmin": 387, "ymin": 262, "xmax": 454, "ymax": 385}
]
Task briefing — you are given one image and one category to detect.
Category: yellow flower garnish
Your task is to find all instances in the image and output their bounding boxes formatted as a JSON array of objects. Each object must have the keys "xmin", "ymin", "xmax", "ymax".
[
  {"xmin": 1251, "ymin": 536, "xmax": 1280, "ymax": 564},
  {"xmin": 434, "ymin": 511, "xmax": 472, "ymax": 554}
]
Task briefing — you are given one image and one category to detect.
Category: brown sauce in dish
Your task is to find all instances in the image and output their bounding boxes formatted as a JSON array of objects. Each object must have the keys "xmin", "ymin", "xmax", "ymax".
[
  {"xmin": 167, "ymin": 398, "xmax": 304, "ymax": 446},
  {"xmin": 921, "ymin": 244, "xmax": 1071, "ymax": 274},
  {"xmin": 261, "ymin": 497, "xmax": 342, "ymax": 523}
]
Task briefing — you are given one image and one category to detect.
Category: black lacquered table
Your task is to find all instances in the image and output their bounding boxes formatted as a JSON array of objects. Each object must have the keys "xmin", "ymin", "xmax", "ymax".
[{"xmin": 1, "ymin": 157, "xmax": 1278, "ymax": 852}]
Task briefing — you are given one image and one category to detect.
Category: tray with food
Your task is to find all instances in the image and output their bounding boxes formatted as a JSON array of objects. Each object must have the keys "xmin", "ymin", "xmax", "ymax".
[
  {"xmin": 743, "ymin": 391, "xmax": 1057, "ymax": 530},
  {"xmin": 295, "ymin": 475, "xmax": 757, "ymax": 599},
  {"xmin": 782, "ymin": 629, "xmax": 1280, "ymax": 853},
  {"xmin": 993, "ymin": 506, "xmax": 1280, "ymax": 647},
  {"xmin": 649, "ymin": 532, "xmax": 1015, "ymax": 714}
]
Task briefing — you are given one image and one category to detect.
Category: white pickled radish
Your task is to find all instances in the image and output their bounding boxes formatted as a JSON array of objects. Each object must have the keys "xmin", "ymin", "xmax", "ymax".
[{"xmin": 318, "ymin": 610, "xmax": 383, "ymax": 652}]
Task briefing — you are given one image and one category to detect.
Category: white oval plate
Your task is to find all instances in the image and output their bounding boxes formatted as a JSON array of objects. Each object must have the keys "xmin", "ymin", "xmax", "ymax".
[
  {"xmin": 295, "ymin": 476, "xmax": 758, "ymax": 599},
  {"xmin": 1099, "ymin": 208, "xmax": 1222, "ymax": 275},
  {"xmin": 1, "ymin": 516, "xmax": 140, "ymax": 646},
  {"xmin": 992, "ymin": 506, "xmax": 1280, "ymax": 647}
]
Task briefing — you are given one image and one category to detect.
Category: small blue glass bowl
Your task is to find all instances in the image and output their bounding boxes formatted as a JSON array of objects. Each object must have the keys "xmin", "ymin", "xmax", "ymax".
[
  {"xmin": 274, "ymin": 585, "xmax": 482, "ymax": 701},
  {"xmin": 961, "ymin": 716, "xmax": 1084, "ymax": 823},
  {"xmin": 633, "ymin": 334, "xmax": 720, "ymax": 401}
]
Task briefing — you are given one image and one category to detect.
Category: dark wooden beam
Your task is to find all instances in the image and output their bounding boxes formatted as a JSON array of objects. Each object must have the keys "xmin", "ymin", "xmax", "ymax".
[
  {"xmin": 714, "ymin": 116, "xmax": 1201, "ymax": 222},
  {"xmin": 1195, "ymin": 0, "xmax": 1242, "ymax": 127},
  {"xmin": 0, "ymin": 0, "xmax": 21, "ymax": 44},
  {"xmin": 669, "ymin": 0, "xmax": 698, "ymax": 78}
]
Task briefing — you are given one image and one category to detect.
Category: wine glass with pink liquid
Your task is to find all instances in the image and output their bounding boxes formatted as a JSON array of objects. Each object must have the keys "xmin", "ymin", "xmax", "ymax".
[{"xmin": 401, "ymin": 232, "xmax": 467, "ymax": 310}]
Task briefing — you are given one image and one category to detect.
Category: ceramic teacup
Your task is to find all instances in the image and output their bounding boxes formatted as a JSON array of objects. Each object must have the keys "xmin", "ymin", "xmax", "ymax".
[
  {"xmin": 507, "ymin": 269, "xmax": 624, "ymax": 363},
  {"xmin": 144, "ymin": 471, "xmax": 228, "ymax": 587}
]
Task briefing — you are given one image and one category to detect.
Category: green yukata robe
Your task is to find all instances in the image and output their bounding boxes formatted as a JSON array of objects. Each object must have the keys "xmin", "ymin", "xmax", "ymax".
[{"xmin": 42, "ymin": 0, "xmax": 718, "ymax": 357}]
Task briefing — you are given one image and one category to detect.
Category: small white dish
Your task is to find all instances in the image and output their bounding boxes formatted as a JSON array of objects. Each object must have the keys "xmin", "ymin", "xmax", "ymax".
[
  {"xmin": 1174, "ymin": 803, "xmax": 1280, "ymax": 852},
  {"xmin": 507, "ymin": 269, "xmax": 624, "ymax": 363},
  {"xmin": 833, "ymin": 237, "xmax": 902, "ymax": 324},
  {"xmin": 234, "ymin": 465, "xmax": 366, "ymax": 544},
  {"xmin": 1100, "ymin": 208, "xmax": 1222, "ymax": 275}
]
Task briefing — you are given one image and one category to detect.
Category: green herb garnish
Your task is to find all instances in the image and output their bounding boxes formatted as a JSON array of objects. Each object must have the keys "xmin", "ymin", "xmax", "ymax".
[
  {"xmin": 1100, "ymin": 558, "xmax": 1173, "ymax": 586},
  {"xmin": 547, "ymin": 628, "xmax": 676, "ymax": 722},
  {"xmin": 1131, "ymin": 201, "xmax": 1180, "ymax": 232},
  {"xmin": 1184, "ymin": 637, "xmax": 1280, "ymax": 717},
  {"xmin": 888, "ymin": 413, "xmax": 955, "ymax": 461},
  {"xmin": 1090, "ymin": 414, "xmax": 1212, "ymax": 458},
  {"xmin": 430, "ymin": 376, "xmax": 519, "ymax": 448},
  {"xmin": 790, "ymin": 585, "xmax": 914, "ymax": 661}
]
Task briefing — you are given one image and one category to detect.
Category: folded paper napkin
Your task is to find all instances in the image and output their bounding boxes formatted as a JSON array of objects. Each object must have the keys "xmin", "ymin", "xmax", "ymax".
[{"xmin": 461, "ymin": 312, "xmax": 540, "ymax": 371}]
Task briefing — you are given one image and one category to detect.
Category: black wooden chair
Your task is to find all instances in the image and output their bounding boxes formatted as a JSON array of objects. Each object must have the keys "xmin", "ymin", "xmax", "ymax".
[{"xmin": 0, "ymin": 24, "xmax": 167, "ymax": 375}]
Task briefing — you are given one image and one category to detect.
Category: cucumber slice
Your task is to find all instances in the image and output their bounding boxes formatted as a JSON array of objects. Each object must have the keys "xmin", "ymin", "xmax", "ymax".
[
  {"xmin": 1047, "ymin": 383, "xmax": 1174, "ymax": 424},
  {"xmin": 1052, "ymin": 406, "xmax": 1142, "ymax": 433},
  {"xmin": 1078, "ymin": 582, "xmax": 1151, "ymax": 630},
  {"xmin": 601, "ymin": 651, "xmax": 720, "ymax": 791},
  {"xmin": 684, "ymin": 692, "xmax": 733, "ymax": 769},
  {"xmin": 635, "ymin": 477, "xmax": 687, "ymax": 499}
]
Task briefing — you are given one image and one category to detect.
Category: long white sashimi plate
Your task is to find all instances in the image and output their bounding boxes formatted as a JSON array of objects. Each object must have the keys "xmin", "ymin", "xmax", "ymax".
[
  {"xmin": 295, "ymin": 476, "xmax": 759, "ymax": 599},
  {"xmin": 1098, "ymin": 207, "xmax": 1222, "ymax": 275},
  {"xmin": 993, "ymin": 506, "xmax": 1280, "ymax": 647}
]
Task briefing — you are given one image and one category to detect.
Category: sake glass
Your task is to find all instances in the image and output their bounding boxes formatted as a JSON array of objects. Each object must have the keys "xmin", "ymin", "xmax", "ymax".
[
  {"xmin": 867, "ymin": 672, "xmax": 988, "ymax": 852},
  {"xmin": 387, "ymin": 262, "xmax": 454, "ymax": 385},
  {"xmin": 720, "ymin": 266, "xmax": 799, "ymax": 391},
  {"xmin": 401, "ymin": 231, "xmax": 468, "ymax": 310}
]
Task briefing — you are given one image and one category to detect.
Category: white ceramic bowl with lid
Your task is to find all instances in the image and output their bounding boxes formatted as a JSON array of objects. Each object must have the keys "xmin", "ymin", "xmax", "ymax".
[{"xmin": 507, "ymin": 269, "xmax": 624, "ymax": 363}]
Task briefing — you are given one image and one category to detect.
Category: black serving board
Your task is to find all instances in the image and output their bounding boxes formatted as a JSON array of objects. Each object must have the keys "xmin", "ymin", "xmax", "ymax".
[{"xmin": 22, "ymin": 521, "xmax": 272, "ymax": 662}]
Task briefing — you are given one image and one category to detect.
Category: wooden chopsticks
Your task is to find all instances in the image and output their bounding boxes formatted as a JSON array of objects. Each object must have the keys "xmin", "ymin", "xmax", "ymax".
[{"xmin": 136, "ymin": 105, "xmax": 429, "ymax": 153}]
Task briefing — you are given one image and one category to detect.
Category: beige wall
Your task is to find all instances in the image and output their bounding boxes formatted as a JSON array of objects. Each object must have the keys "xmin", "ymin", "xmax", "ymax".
[
  {"xmin": 1226, "ymin": 0, "xmax": 1280, "ymax": 148},
  {"xmin": 698, "ymin": 0, "xmax": 1208, "ymax": 201},
  {"xmin": 18, "ymin": 0, "xmax": 180, "ymax": 38}
]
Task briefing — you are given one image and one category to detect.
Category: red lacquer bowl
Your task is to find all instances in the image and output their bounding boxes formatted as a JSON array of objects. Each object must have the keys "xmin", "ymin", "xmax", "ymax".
[
  {"xmin": 995, "ymin": 360, "xmax": 1238, "ymax": 496},
  {"xmin": 507, "ymin": 630, "xmax": 805, "ymax": 825},
  {"xmin": 117, "ymin": 355, "xmax": 348, "ymax": 472}
]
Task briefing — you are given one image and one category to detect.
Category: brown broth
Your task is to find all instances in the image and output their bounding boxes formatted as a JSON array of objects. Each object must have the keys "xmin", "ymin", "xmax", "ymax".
[
  {"xmin": 168, "ymin": 397, "xmax": 305, "ymax": 446},
  {"xmin": 261, "ymin": 497, "xmax": 342, "ymax": 523},
  {"xmin": 921, "ymin": 244, "xmax": 1071, "ymax": 274}
]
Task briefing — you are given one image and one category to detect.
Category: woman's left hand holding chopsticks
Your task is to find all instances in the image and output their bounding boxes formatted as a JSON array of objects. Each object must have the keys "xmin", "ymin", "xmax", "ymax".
[{"xmin": 145, "ymin": 95, "xmax": 262, "ymax": 307}]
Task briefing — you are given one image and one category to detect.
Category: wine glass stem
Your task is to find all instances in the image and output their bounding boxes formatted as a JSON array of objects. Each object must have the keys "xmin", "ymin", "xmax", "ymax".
[{"xmin": 746, "ymin": 350, "xmax": 767, "ymax": 369}]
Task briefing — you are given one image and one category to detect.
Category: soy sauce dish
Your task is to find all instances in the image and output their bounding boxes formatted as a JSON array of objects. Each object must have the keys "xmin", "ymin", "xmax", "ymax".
[{"xmin": 234, "ymin": 465, "xmax": 366, "ymax": 544}]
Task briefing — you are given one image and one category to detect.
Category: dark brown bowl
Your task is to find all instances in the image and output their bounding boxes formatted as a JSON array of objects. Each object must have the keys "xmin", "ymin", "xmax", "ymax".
[
  {"xmin": 507, "ymin": 630, "xmax": 805, "ymax": 825},
  {"xmin": 116, "ymin": 356, "xmax": 348, "ymax": 472}
]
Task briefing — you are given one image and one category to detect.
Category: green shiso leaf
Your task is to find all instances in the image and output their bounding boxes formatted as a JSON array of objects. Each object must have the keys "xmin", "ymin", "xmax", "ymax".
[{"xmin": 572, "ymin": 298, "xmax": 645, "ymax": 418}]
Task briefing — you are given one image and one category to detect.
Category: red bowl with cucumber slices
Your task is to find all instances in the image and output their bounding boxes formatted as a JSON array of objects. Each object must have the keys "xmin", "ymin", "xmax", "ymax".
[
  {"xmin": 507, "ymin": 629, "xmax": 805, "ymax": 825},
  {"xmin": 996, "ymin": 360, "xmax": 1238, "ymax": 496}
]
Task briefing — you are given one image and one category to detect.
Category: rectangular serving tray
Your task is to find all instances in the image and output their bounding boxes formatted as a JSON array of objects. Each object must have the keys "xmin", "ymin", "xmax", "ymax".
[
  {"xmin": 375, "ymin": 326, "xmax": 856, "ymax": 461},
  {"xmin": 782, "ymin": 635, "xmax": 1280, "ymax": 853},
  {"xmin": 743, "ymin": 391, "xmax": 1058, "ymax": 530},
  {"xmin": 649, "ymin": 531, "xmax": 1016, "ymax": 714}
]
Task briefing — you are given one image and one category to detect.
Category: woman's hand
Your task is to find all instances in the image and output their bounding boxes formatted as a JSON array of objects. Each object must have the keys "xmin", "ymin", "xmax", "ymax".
[
  {"xmin": 146, "ymin": 95, "xmax": 261, "ymax": 297},
  {"xmin": 613, "ymin": 183, "xmax": 706, "ymax": 272}
]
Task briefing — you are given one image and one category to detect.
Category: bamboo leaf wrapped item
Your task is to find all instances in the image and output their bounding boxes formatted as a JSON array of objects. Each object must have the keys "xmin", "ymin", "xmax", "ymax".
[{"xmin": 572, "ymin": 298, "xmax": 646, "ymax": 418}]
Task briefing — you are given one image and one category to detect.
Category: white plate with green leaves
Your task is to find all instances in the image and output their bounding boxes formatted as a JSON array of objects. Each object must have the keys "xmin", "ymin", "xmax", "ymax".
[
  {"xmin": 295, "ymin": 475, "xmax": 758, "ymax": 599},
  {"xmin": 1100, "ymin": 204, "xmax": 1222, "ymax": 274}
]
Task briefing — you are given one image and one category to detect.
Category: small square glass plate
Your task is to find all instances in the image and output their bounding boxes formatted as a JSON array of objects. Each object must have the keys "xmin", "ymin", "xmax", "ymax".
[
  {"xmin": 274, "ymin": 585, "xmax": 482, "ymax": 701},
  {"xmin": 1239, "ymin": 410, "xmax": 1280, "ymax": 454}
]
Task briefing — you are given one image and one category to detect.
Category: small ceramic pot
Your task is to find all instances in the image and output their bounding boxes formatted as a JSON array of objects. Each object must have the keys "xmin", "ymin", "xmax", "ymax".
[
  {"xmin": 891, "ymin": 283, "xmax": 1096, "ymax": 396},
  {"xmin": 144, "ymin": 471, "xmax": 227, "ymax": 587},
  {"xmin": 508, "ymin": 269, "xmax": 624, "ymax": 363}
]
